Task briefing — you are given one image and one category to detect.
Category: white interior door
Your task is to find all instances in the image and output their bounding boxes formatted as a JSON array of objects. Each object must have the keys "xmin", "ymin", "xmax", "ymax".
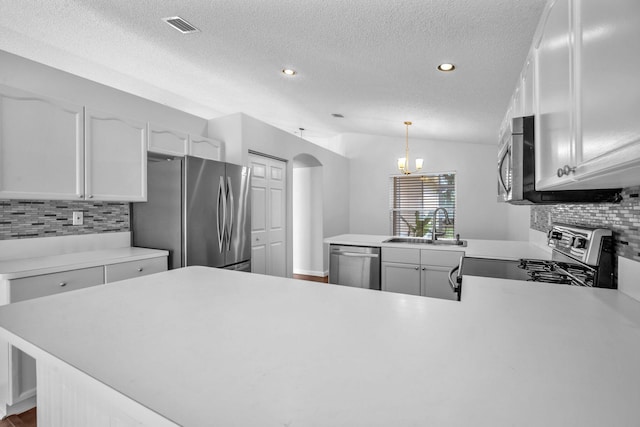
[{"xmin": 249, "ymin": 154, "xmax": 287, "ymax": 277}]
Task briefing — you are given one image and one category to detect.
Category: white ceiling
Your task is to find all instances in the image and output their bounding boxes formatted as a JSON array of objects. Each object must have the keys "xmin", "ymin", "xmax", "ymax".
[{"xmin": 0, "ymin": 0, "xmax": 547, "ymax": 144}]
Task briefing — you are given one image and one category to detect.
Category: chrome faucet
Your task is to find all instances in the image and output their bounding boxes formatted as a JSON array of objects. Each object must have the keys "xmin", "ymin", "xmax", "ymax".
[{"xmin": 431, "ymin": 207, "xmax": 452, "ymax": 241}]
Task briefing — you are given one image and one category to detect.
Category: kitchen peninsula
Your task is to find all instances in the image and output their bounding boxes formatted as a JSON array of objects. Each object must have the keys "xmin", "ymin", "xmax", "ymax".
[{"xmin": 0, "ymin": 266, "xmax": 639, "ymax": 426}]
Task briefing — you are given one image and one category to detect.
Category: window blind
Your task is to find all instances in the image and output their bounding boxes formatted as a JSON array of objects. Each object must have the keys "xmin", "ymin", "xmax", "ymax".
[{"xmin": 389, "ymin": 173, "xmax": 456, "ymax": 238}]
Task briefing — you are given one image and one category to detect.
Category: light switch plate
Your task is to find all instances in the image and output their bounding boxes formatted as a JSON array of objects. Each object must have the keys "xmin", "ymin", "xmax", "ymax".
[{"xmin": 72, "ymin": 211, "xmax": 83, "ymax": 226}]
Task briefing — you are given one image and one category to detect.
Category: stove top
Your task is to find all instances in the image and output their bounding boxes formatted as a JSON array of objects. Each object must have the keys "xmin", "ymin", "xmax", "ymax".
[{"xmin": 457, "ymin": 223, "xmax": 615, "ymax": 289}]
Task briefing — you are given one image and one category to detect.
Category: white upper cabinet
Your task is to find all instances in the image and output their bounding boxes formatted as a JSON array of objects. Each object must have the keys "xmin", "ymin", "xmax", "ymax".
[
  {"xmin": 522, "ymin": 53, "xmax": 535, "ymax": 117},
  {"xmin": 85, "ymin": 108, "xmax": 147, "ymax": 201},
  {"xmin": 534, "ymin": 0, "xmax": 575, "ymax": 190},
  {"xmin": 148, "ymin": 124, "xmax": 188, "ymax": 156},
  {"xmin": 572, "ymin": 0, "xmax": 640, "ymax": 188},
  {"xmin": 188, "ymin": 134, "xmax": 222, "ymax": 161},
  {"xmin": 0, "ymin": 85, "xmax": 84, "ymax": 200},
  {"xmin": 0, "ymin": 85, "xmax": 148, "ymax": 202},
  {"xmin": 518, "ymin": 0, "xmax": 640, "ymax": 190}
]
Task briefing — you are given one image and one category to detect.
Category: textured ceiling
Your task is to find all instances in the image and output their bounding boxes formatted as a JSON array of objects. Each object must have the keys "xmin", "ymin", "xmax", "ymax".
[{"xmin": 0, "ymin": 0, "xmax": 547, "ymax": 144}]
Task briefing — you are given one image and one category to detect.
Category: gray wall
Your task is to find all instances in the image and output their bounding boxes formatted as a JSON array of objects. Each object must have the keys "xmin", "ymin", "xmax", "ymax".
[
  {"xmin": 208, "ymin": 113, "xmax": 350, "ymax": 276},
  {"xmin": 340, "ymin": 132, "xmax": 519, "ymax": 240}
]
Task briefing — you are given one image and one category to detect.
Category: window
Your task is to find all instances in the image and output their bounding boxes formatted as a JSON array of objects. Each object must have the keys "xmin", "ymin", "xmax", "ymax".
[{"xmin": 389, "ymin": 173, "xmax": 456, "ymax": 238}]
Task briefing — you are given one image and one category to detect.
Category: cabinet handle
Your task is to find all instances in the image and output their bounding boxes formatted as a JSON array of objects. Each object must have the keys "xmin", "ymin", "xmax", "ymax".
[
  {"xmin": 88, "ymin": 195, "xmax": 94, "ymax": 199},
  {"xmin": 59, "ymin": 282, "xmax": 67, "ymax": 287},
  {"xmin": 137, "ymin": 267, "xmax": 143, "ymax": 272},
  {"xmin": 414, "ymin": 267, "xmax": 419, "ymax": 270},
  {"xmin": 556, "ymin": 165, "xmax": 576, "ymax": 178},
  {"xmin": 422, "ymin": 267, "xmax": 426, "ymax": 270},
  {"xmin": 78, "ymin": 194, "xmax": 83, "ymax": 198}
]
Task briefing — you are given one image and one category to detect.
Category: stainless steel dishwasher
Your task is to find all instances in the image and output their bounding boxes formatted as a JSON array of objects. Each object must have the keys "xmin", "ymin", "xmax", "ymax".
[{"xmin": 329, "ymin": 245, "xmax": 381, "ymax": 290}]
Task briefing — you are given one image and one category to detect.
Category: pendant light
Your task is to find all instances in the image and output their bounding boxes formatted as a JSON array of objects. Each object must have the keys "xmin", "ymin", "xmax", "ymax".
[{"xmin": 397, "ymin": 121, "xmax": 423, "ymax": 174}]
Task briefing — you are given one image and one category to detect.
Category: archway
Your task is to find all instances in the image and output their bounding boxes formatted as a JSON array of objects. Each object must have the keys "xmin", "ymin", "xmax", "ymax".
[{"xmin": 292, "ymin": 153, "xmax": 325, "ymax": 279}]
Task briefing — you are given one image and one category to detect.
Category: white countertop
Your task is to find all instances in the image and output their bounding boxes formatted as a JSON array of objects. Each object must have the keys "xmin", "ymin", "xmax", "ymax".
[
  {"xmin": 0, "ymin": 247, "xmax": 168, "ymax": 280},
  {"xmin": 325, "ymin": 234, "xmax": 553, "ymax": 260},
  {"xmin": 0, "ymin": 266, "xmax": 639, "ymax": 426}
]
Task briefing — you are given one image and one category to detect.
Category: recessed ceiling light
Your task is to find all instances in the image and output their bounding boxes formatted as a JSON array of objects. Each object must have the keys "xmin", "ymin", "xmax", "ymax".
[
  {"xmin": 437, "ymin": 63, "xmax": 456, "ymax": 72},
  {"xmin": 282, "ymin": 69, "xmax": 297, "ymax": 76}
]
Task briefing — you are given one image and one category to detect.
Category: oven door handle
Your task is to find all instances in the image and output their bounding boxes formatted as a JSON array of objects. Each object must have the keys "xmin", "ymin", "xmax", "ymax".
[
  {"xmin": 554, "ymin": 265, "xmax": 588, "ymax": 286},
  {"xmin": 448, "ymin": 263, "xmax": 463, "ymax": 301}
]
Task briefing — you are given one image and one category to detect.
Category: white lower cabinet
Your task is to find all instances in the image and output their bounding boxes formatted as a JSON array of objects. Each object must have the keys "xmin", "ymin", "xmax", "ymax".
[
  {"xmin": 104, "ymin": 257, "xmax": 167, "ymax": 283},
  {"xmin": 0, "ymin": 255, "xmax": 167, "ymax": 416},
  {"xmin": 420, "ymin": 250, "xmax": 464, "ymax": 301},
  {"xmin": 382, "ymin": 247, "xmax": 463, "ymax": 300},
  {"xmin": 382, "ymin": 262, "xmax": 421, "ymax": 296}
]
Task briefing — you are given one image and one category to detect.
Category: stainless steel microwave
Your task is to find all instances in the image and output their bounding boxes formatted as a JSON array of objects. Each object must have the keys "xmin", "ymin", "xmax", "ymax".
[{"xmin": 497, "ymin": 116, "xmax": 621, "ymax": 204}]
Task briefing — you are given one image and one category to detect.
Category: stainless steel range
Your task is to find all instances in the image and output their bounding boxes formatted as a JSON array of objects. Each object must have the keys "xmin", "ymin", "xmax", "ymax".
[{"xmin": 450, "ymin": 224, "xmax": 616, "ymax": 300}]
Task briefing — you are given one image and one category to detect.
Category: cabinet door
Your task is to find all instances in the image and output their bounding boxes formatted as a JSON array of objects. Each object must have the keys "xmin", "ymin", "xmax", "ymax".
[
  {"xmin": 0, "ymin": 85, "xmax": 84, "ymax": 200},
  {"xmin": 573, "ymin": 0, "xmax": 640, "ymax": 187},
  {"xmin": 104, "ymin": 257, "xmax": 167, "ymax": 283},
  {"xmin": 381, "ymin": 262, "xmax": 421, "ymax": 296},
  {"xmin": 188, "ymin": 135, "xmax": 222, "ymax": 161},
  {"xmin": 85, "ymin": 108, "xmax": 147, "ymax": 201},
  {"xmin": 421, "ymin": 266, "xmax": 457, "ymax": 301},
  {"xmin": 534, "ymin": 0, "xmax": 575, "ymax": 190},
  {"xmin": 148, "ymin": 124, "xmax": 188, "ymax": 156}
]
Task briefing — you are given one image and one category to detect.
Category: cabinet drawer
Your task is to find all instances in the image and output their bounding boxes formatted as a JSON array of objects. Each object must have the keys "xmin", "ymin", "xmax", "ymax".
[
  {"xmin": 381, "ymin": 247, "xmax": 420, "ymax": 264},
  {"xmin": 420, "ymin": 249, "xmax": 464, "ymax": 267},
  {"xmin": 10, "ymin": 266, "xmax": 104, "ymax": 303},
  {"xmin": 104, "ymin": 257, "xmax": 167, "ymax": 283}
]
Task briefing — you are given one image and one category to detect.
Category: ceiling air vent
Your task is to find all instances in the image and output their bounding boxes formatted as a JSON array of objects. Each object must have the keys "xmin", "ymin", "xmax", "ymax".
[{"xmin": 162, "ymin": 16, "xmax": 200, "ymax": 34}]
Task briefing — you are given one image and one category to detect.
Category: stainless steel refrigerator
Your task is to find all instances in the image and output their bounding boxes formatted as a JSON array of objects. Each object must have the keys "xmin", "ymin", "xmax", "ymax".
[{"xmin": 132, "ymin": 155, "xmax": 251, "ymax": 271}]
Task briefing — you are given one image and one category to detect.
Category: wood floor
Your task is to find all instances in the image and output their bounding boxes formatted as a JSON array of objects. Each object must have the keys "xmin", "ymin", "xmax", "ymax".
[
  {"xmin": 0, "ymin": 408, "xmax": 36, "ymax": 427},
  {"xmin": 293, "ymin": 273, "xmax": 328, "ymax": 283}
]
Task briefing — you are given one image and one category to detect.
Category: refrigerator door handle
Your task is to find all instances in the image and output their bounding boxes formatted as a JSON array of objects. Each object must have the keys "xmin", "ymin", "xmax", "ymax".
[
  {"xmin": 226, "ymin": 176, "xmax": 234, "ymax": 251},
  {"xmin": 217, "ymin": 176, "xmax": 226, "ymax": 253}
]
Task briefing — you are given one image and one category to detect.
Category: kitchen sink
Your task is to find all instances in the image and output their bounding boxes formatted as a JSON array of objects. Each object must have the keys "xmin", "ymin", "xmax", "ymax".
[{"xmin": 383, "ymin": 237, "xmax": 467, "ymax": 247}]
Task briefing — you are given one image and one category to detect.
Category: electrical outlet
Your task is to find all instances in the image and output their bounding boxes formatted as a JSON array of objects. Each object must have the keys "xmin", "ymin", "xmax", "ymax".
[{"xmin": 72, "ymin": 211, "xmax": 83, "ymax": 226}]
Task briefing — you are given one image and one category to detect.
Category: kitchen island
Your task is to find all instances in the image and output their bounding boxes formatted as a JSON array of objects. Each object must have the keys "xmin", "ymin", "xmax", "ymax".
[{"xmin": 0, "ymin": 266, "xmax": 639, "ymax": 426}]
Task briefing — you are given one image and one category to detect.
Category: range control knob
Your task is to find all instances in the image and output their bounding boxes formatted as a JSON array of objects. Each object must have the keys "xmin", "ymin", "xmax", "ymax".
[
  {"xmin": 548, "ymin": 231, "xmax": 562, "ymax": 240},
  {"xmin": 573, "ymin": 237, "xmax": 587, "ymax": 249}
]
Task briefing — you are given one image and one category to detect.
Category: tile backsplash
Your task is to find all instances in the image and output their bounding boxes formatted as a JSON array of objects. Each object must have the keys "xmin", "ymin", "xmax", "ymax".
[
  {"xmin": 0, "ymin": 200, "xmax": 129, "ymax": 239},
  {"xmin": 530, "ymin": 186, "xmax": 640, "ymax": 262}
]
